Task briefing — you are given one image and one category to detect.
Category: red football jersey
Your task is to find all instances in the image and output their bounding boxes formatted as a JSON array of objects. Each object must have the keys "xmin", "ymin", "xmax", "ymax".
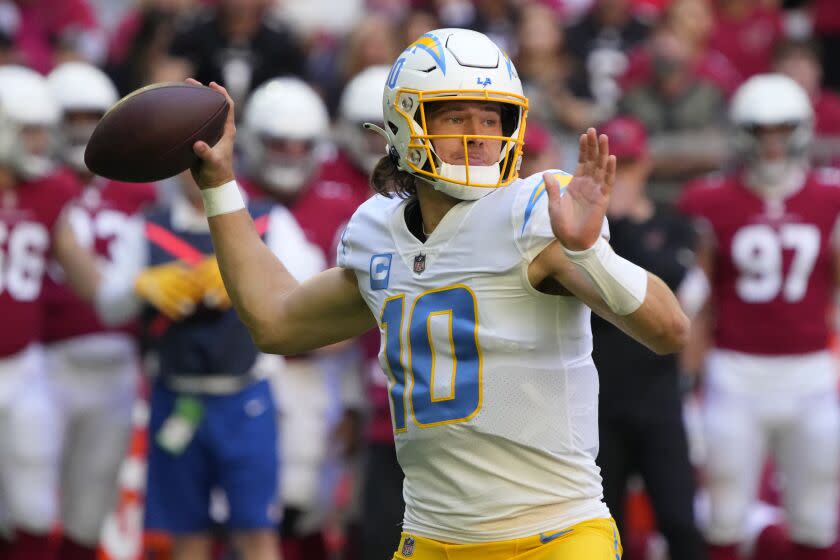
[
  {"xmin": 43, "ymin": 177, "xmax": 157, "ymax": 342},
  {"xmin": 315, "ymin": 151, "xmax": 374, "ymax": 207},
  {"xmin": 0, "ymin": 171, "xmax": 79, "ymax": 357},
  {"xmin": 709, "ymin": 6, "xmax": 783, "ymax": 80},
  {"xmin": 240, "ymin": 167, "xmax": 360, "ymax": 266},
  {"xmin": 678, "ymin": 169, "xmax": 840, "ymax": 355}
]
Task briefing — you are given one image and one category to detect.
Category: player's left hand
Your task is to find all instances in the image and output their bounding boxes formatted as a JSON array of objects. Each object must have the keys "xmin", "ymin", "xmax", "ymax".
[
  {"xmin": 194, "ymin": 256, "xmax": 231, "ymax": 310},
  {"xmin": 545, "ymin": 128, "xmax": 616, "ymax": 251}
]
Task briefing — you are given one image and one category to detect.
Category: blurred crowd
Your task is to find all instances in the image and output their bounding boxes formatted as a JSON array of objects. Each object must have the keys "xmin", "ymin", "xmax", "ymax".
[{"xmin": 0, "ymin": 0, "xmax": 839, "ymax": 560}]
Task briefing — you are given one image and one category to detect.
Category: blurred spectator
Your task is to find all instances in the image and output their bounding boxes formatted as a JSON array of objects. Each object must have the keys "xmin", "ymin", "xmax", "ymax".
[
  {"xmin": 514, "ymin": 2, "xmax": 601, "ymax": 132},
  {"xmin": 811, "ymin": 0, "xmax": 840, "ymax": 90},
  {"xmin": 166, "ymin": 0, "xmax": 305, "ymax": 106},
  {"xmin": 709, "ymin": 0, "xmax": 783, "ymax": 79},
  {"xmin": 107, "ymin": 0, "xmax": 198, "ymax": 96},
  {"xmin": 630, "ymin": 0, "xmax": 671, "ymax": 20},
  {"xmin": 272, "ymin": 0, "xmax": 364, "ymax": 37},
  {"xmin": 469, "ymin": 0, "xmax": 517, "ymax": 54},
  {"xmin": 399, "ymin": 7, "xmax": 440, "ymax": 50},
  {"xmin": 0, "ymin": 0, "xmax": 106, "ymax": 73},
  {"xmin": 520, "ymin": 120, "xmax": 564, "ymax": 177},
  {"xmin": 313, "ymin": 13, "xmax": 400, "ymax": 115},
  {"xmin": 619, "ymin": 28, "xmax": 728, "ymax": 179},
  {"xmin": 772, "ymin": 39, "xmax": 840, "ymax": 138},
  {"xmin": 236, "ymin": 78, "xmax": 359, "ymax": 560},
  {"xmin": 0, "ymin": 26, "xmax": 14, "ymax": 65},
  {"xmin": 622, "ymin": 0, "xmax": 742, "ymax": 97},
  {"xmin": 592, "ymin": 116, "xmax": 705, "ymax": 560},
  {"xmin": 86, "ymin": 0, "xmax": 135, "ymax": 34},
  {"xmin": 367, "ymin": 0, "xmax": 413, "ymax": 23},
  {"xmin": 565, "ymin": 0, "xmax": 652, "ymax": 117},
  {"xmin": 434, "ymin": 0, "xmax": 476, "ymax": 27}
]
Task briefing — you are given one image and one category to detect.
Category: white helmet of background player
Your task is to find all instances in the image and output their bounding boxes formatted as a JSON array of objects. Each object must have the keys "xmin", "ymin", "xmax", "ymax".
[
  {"xmin": 730, "ymin": 73, "xmax": 814, "ymax": 193},
  {"xmin": 241, "ymin": 77, "xmax": 329, "ymax": 196},
  {"xmin": 337, "ymin": 65, "xmax": 390, "ymax": 175},
  {"xmin": 47, "ymin": 62, "xmax": 119, "ymax": 173},
  {"xmin": 0, "ymin": 65, "xmax": 60, "ymax": 180},
  {"xmin": 376, "ymin": 28, "xmax": 528, "ymax": 200}
]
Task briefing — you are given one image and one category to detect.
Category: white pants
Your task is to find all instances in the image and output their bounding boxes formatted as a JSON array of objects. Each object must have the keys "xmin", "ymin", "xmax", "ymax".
[
  {"xmin": 0, "ymin": 335, "xmax": 137, "ymax": 542},
  {"xmin": 0, "ymin": 344, "xmax": 57, "ymax": 535},
  {"xmin": 268, "ymin": 353, "xmax": 345, "ymax": 534},
  {"xmin": 702, "ymin": 349, "xmax": 840, "ymax": 547}
]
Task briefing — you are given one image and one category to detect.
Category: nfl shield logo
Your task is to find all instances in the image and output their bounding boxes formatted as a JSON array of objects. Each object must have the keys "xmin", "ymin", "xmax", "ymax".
[
  {"xmin": 401, "ymin": 536, "xmax": 415, "ymax": 557},
  {"xmin": 413, "ymin": 253, "xmax": 426, "ymax": 274}
]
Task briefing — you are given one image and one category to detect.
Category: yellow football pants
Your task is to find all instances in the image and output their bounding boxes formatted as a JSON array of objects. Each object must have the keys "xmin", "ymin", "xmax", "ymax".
[{"xmin": 392, "ymin": 517, "xmax": 622, "ymax": 560}]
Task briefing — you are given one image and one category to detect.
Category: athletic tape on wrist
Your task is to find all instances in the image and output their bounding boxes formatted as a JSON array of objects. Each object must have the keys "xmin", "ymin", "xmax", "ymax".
[
  {"xmin": 201, "ymin": 180, "xmax": 245, "ymax": 217},
  {"xmin": 563, "ymin": 236, "xmax": 648, "ymax": 316}
]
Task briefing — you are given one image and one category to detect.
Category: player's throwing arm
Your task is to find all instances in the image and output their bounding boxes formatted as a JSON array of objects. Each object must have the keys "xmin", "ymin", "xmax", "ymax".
[{"xmin": 188, "ymin": 80, "xmax": 377, "ymax": 354}]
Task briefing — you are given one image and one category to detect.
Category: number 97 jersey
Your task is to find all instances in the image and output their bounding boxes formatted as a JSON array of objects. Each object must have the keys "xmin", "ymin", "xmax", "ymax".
[
  {"xmin": 337, "ymin": 171, "xmax": 610, "ymax": 543},
  {"xmin": 678, "ymin": 169, "xmax": 840, "ymax": 355}
]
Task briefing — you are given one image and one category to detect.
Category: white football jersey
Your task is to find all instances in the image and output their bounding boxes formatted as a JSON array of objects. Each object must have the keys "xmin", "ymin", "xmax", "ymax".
[{"xmin": 337, "ymin": 170, "xmax": 611, "ymax": 543}]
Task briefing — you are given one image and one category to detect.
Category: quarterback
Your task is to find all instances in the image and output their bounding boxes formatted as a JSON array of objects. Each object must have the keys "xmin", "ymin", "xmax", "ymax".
[{"xmin": 189, "ymin": 29, "xmax": 688, "ymax": 559}]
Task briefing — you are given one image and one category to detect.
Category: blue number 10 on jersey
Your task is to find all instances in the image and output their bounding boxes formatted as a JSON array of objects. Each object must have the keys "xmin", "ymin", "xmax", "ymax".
[{"xmin": 379, "ymin": 285, "xmax": 483, "ymax": 431}]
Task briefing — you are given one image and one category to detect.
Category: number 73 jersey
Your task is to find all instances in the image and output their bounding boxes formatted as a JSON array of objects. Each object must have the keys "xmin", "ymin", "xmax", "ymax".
[
  {"xmin": 337, "ymin": 171, "xmax": 610, "ymax": 543},
  {"xmin": 678, "ymin": 169, "xmax": 840, "ymax": 355}
]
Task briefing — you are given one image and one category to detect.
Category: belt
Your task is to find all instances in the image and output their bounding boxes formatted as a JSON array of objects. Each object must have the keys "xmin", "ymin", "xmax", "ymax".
[{"xmin": 163, "ymin": 372, "xmax": 257, "ymax": 395}]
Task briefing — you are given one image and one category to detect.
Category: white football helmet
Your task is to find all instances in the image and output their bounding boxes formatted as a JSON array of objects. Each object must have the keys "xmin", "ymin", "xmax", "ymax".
[
  {"xmin": 730, "ymin": 73, "xmax": 814, "ymax": 192},
  {"xmin": 337, "ymin": 65, "xmax": 390, "ymax": 175},
  {"xmin": 241, "ymin": 77, "xmax": 330, "ymax": 196},
  {"xmin": 0, "ymin": 65, "xmax": 60, "ymax": 180},
  {"xmin": 47, "ymin": 62, "xmax": 119, "ymax": 173},
  {"xmin": 378, "ymin": 28, "xmax": 528, "ymax": 200}
]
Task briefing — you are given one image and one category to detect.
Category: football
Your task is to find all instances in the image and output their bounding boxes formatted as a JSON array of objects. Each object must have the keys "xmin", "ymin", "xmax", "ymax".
[{"xmin": 84, "ymin": 83, "xmax": 229, "ymax": 182}]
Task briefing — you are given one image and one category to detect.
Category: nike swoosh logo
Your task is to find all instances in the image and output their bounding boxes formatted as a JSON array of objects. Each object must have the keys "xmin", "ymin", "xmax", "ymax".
[{"xmin": 539, "ymin": 529, "xmax": 573, "ymax": 544}]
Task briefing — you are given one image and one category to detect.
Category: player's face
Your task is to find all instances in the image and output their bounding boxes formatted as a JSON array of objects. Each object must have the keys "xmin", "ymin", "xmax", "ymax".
[
  {"xmin": 425, "ymin": 101, "xmax": 503, "ymax": 166},
  {"xmin": 19, "ymin": 125, "xmax": 52, "ymax": 157},
  {"xmin": 751, "ymin": 124, "xmax": 798, "ymax": 161},
  {"xmin": 261, "ymin": 137, "xmax": 311, "ymax": 160},
  {"xmin": 63, "ymin": 111, "xmax": 102, "ymax": 147}
]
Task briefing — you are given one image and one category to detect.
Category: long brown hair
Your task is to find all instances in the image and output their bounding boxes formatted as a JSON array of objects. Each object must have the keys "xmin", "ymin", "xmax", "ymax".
[{"xmin": 370, "ymin": 152, "xmax": 418, "ymax": 199}]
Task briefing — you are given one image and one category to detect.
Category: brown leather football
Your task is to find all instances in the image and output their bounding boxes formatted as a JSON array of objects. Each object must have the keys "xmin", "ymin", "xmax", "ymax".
[{"xmin": 84, "ymin": 83, "xmax": 229, "ymax": 182}]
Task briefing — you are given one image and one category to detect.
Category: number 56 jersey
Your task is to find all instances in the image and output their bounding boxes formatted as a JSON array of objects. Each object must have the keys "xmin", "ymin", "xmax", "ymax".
[
  {"xmin": 337, "ymin": 171, "xmax": 611, "ymax": 543},
  {"xmin": 678, "ymin": 169, "xmax": 840, "ymax": 355}
]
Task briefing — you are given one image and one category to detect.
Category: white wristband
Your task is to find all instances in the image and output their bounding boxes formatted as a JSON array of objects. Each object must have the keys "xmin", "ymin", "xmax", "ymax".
[
  {"xmin": 563, "ymin": 236, "xmax": 648, "ymax": 316},
  {"xmin": 201, "ymin": 180, "xmax": 245, "ymax": 217}
]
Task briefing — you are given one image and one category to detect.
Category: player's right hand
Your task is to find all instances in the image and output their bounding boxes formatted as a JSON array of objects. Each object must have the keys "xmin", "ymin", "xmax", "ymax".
[
  {"xmin": 134, "ymin": 261, "xmax": 203, "ymax": 320},
  {"xmin": 187, "ymin": 79, "xmax": 236, "ymax": 190}
]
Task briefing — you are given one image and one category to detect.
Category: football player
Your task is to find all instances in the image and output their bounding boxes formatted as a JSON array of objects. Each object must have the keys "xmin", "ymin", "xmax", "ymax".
[
  {"xmin": 678, "ymin": 74, "xmax": 840, "ymax": 560},
  {"xmin": 0, "ymin": 65, "xmax": 124, "ymax": 560},
  {"xmin": 237, "ymin": 77, "xmax": 362, "ymax": 560},
  {"xmin": 41, "ymin": 62, "xmax": 158, "ymax": 560},
  {"xmin": 320, "ymin": 65, "xmax": 391, "ymax": 206},
  {"xmin": 187, "ymin": 28, "xmax": 688, "ymax": 559}
]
